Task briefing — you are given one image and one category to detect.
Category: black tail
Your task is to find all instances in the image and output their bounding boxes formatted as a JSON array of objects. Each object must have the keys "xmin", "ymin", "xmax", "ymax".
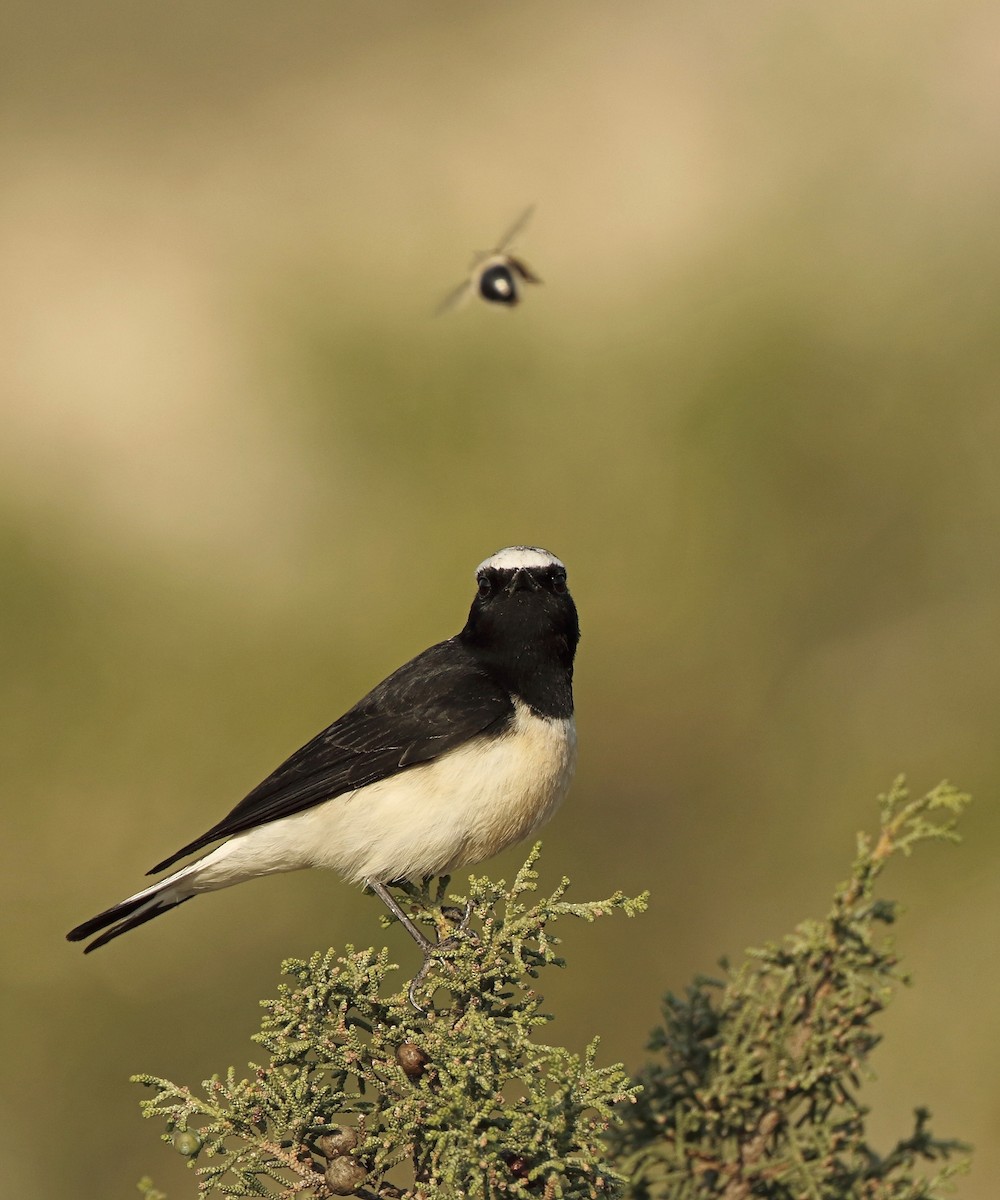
[{"xmin": 67, "ymin": 891, "xmax": 192, "ymax": 953}]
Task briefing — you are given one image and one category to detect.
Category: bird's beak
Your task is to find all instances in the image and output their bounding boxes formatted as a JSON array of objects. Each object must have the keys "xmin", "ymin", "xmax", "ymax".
[{"xmin": 506, "ymin": 568, "xmax": 541, "ymax": 594}]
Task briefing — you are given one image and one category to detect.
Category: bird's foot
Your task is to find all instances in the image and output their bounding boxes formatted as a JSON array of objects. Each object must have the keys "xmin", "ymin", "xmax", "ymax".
[
  {"xmin": 406, "ymin": 897, "xmax": 476, "ymax": 1012},
  {"xmin": 438, "ymin": 896, "xmax": 475, "ymax": 941}
]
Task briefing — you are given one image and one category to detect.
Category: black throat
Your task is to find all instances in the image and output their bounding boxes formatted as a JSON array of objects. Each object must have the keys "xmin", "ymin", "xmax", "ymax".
[{"xmin": 459, "ymin": 594, "xmax": 578, "ymax": 720}]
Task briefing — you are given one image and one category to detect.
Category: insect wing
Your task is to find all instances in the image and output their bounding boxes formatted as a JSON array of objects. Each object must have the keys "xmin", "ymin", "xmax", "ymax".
[
  {"xmin": 494, "ymin": 205, "xmax": 535, "ymax": 253},
  {"xmin": 434, "ymin": 276, "xmax": 474, "ymax": 317},
  {"xmin": 508, "ymin": 256, "xmax": 543, "ymax": 285}
]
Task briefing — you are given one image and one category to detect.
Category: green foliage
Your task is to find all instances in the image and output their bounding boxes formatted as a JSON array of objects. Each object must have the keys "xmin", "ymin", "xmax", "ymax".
[
  {"xmin": 611, "ymin": 778, "xmax": 971, "ymax": 1199},
  {"xmin": 133, "ymin": 846, "xmax": 648, "ymax": 1199},
  {"xmin": 135, "ymin": 781, "xmax": 973, "ymax": 1200}
]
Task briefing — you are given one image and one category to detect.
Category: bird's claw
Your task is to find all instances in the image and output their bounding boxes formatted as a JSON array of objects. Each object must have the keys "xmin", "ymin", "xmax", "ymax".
[
  {"xmin": 439, "ymin": 896, "xmax": 475, "ymax": 939},
  {"xmin": 406, "ymin": 897, "xmax": 476, "ymax": 1011}
]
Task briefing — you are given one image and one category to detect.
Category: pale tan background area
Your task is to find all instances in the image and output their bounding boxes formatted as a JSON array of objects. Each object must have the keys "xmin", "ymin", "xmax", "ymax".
[{"xmin": 3, "ymin": 2, "xmax": 999, "ymax": 1196}]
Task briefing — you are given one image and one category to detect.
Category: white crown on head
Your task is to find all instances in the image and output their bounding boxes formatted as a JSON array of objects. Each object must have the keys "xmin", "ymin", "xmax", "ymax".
[{"xmin": 475, "ymin": 546, "xmax": 565, "ymax": 575}]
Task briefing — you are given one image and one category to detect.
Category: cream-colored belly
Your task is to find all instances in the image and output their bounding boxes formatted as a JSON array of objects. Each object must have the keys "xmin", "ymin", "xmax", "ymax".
[{"xmin": 193, "ymin": 700, "xmax": 577, "ymax": 889}]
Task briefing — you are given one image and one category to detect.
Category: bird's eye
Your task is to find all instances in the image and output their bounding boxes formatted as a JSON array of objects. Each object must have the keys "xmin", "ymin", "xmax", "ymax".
[
  {"xmin": 477, "ymin": 576, "xmax": 492, "ymax": 598},
  {"xmin": 552, "ymin": 572, "xmax": 567, "ymax": 594}
]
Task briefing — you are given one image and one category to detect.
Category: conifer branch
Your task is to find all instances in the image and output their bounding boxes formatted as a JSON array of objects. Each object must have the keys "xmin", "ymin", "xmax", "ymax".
[
  {"xmin": 135, "ymin": 781, "xmax": 973, "ymax": 1199},
  {"xmin": 134, "ymin": 844, "xmax": 648, "ymax": 1199},
  {"xmin": 612, "ymin": 779, "xmax": 972, "ymax": 1199}
]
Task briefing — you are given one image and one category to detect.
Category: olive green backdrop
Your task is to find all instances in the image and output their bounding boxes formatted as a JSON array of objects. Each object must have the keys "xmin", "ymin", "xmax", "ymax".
[{"xmin": 3, "ymin": 2, "xmax": 999, "ymax": 1196}]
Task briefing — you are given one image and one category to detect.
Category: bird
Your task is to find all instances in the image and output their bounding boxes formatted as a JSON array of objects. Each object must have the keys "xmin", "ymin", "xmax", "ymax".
[
  {"xmin": 67, "ymin": 546, "xmax": 579, "ymax": 1002},
  {"xmin": 436, "ymin": 206, "xmax": 543, "ymax": 314}
]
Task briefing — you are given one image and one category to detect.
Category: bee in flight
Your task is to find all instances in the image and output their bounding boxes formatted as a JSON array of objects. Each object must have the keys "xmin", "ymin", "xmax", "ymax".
[{"xmin": 436, "ymin": 206, "xmax": 542, "ymax": 314}]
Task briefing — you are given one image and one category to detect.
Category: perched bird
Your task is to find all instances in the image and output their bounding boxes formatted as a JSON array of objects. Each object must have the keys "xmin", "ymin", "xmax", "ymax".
[
  {"xmin": 67, "ymin": 546, "xmax": 579, "ymax": 1000},
  {"xmin": 436, "ymin": 206, "xmax": 543, "ymax": 314}
]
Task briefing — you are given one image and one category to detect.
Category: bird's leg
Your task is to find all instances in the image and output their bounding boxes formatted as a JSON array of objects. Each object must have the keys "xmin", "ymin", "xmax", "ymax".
[
  {"xmin": 365, "ymin": 878, "xmax": 435, "ymax": 955},
  {"xmin": 365, "ymin": 880, "xmax": 475, "ymax": 1011},
  {"xmin": 407, "ymin": 896, "xmax": 477, "ymax": 1009},
  {"xmin": 365, "ymin": 878, "xmax": 444, "ymax": 1009}
]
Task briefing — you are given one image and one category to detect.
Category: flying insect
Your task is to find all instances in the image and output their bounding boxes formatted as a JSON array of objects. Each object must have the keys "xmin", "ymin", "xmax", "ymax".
[{"xmin": 436, "ymin": 206, "xmax": 542, "ymax": 314}]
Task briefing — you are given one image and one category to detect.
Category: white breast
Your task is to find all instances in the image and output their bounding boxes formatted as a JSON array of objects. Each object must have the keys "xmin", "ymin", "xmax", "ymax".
[{"xmin": 192, "ymin": 699, "xmax": 577, "ymax": 890}]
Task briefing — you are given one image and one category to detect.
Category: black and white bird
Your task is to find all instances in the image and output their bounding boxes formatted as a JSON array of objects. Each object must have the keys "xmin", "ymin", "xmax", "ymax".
[{"xmin": 67, "ymin": 547, "xmax": 579, "ymax": 996}]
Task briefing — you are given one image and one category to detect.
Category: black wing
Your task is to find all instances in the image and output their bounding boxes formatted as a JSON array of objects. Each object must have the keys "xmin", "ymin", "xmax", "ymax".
[{"xmin": 147, "ymin": 638, "xmax": 512, "ymax": 874}]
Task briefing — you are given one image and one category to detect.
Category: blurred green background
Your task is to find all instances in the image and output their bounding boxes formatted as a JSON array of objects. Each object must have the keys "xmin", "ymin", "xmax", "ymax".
[{"xmin": 3, "ymin": 1, "xmax": 999, "ymax": 1195}]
